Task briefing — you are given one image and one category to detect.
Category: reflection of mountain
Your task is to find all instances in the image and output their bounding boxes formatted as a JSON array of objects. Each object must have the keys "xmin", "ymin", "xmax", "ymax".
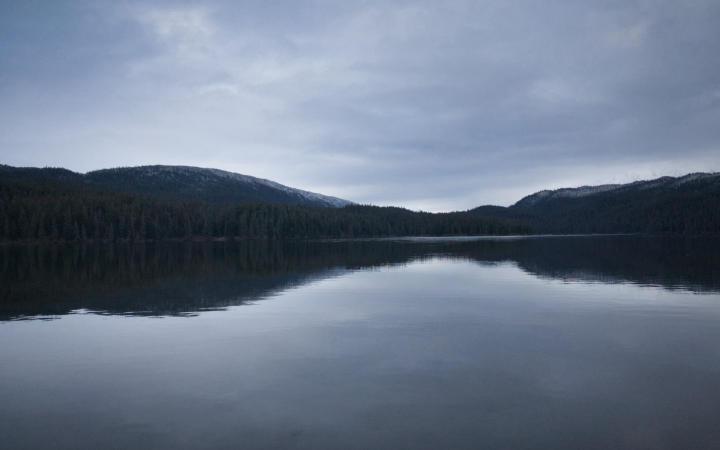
[
  {"xmin": 0, "ymin": 241, "xmax": 424, "ymax": 320},
  {"xmin": 2, "ymin": 236, "xmax": 719, "ymax": 320},
  {"xmin": 452, "ymin": 236, "xmax": 720, "ymax": 292}
]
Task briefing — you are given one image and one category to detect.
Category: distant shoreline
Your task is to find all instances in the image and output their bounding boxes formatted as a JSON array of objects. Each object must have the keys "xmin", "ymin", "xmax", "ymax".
[{"xmin": 4, "ymin": 232, "xmax": 719, "ymax": 247}]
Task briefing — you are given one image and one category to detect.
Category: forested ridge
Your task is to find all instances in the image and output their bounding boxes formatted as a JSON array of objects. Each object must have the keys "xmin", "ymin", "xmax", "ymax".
[
  {"xmin": 0, "ymin": 164, "xmax": 349, "ymax": 207},
  {"xmin": 2, "ymin": 164, "xmax": 719, "ymax": 242},
  {"xmin": 471, "ymin": 172, "xmax": 720, "ymax": 234},
  {"xmin": 0, "ymin": 178, "xmax": 529, "ymax": 242}
]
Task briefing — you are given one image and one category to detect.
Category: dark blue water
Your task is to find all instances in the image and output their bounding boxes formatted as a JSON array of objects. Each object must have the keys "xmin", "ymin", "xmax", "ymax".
[{"xmin": 1, "ymin": 236, "xmax": 720, "ymax": 449}]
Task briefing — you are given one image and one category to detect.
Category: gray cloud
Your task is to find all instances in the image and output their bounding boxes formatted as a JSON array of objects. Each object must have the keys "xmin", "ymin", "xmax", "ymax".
[{"xmin": 1, "ymin": 0, "xmax": 719, "ymax": 210}]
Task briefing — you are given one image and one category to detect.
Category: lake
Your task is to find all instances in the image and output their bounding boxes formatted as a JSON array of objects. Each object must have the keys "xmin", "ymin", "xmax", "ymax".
[{"xmin": 2, "ymin": 235, "xmax": 720, "ymax": 449}]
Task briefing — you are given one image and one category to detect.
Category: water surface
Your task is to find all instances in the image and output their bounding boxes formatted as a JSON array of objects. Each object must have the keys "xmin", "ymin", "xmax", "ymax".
[{"xmin": 1, "ymin": 236, "xmax": 720, "ymax": 449}]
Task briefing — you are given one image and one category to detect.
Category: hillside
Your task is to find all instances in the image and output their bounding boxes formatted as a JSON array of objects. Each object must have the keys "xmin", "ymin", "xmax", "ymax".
[
  {"xmin": 0, "ymin": 164, "xmax": 528, "ymax": 241},
  {"xmin": 471, "ymin": 173, "xmax": 720, "ymax": 234},
  {"xmin": 2, "ymin": 165, "xmax": 719, "ymax": 241},
  {"xmin": 0, "ymin": 165, "xmax": 351, "ymax": 208}
]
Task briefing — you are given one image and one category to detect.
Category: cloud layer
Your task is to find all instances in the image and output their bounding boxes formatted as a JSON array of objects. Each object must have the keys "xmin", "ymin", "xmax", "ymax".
[{"xmin": 2, "ymin": 0, "xmax": 720, "ymax": 210}]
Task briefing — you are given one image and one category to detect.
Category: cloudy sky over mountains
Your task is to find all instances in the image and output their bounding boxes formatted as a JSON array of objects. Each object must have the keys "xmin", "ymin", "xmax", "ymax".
[{"xmin": 2, "ymin": 0, "xmax": 719, "ymax": 210}]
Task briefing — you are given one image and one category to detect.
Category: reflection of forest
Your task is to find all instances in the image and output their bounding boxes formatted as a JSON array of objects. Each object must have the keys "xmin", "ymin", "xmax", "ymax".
[{"xmin": 2, "ymin": 236, "xmax": 719, "ymax": 320}]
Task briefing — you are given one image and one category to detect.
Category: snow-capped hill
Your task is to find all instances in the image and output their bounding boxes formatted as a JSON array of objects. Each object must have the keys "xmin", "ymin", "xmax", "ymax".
[
  {"xmin": 465, "ymin": 171, "xmax": 720, "ymax": 234},
  {"xmin": 618, "ymin": 172, "xmax": 720, "ymax": 192},
  {"xmin": 83, "ymin": 165, "xmax": 352, "ymax": 207},
  {"xmin": 513, "ymin": 173, "xmax": 720, "ymax": 209},
  {"xmin": 672, "ymin": 172, "xmax": 718, "ymax": 186},
  {"xmin": 514, "ymin": 184, "xmax": 621, "ymax": 207},
  {"xmin": 205, "ymin": 167, "xmax": 350, "ymax": 207}
]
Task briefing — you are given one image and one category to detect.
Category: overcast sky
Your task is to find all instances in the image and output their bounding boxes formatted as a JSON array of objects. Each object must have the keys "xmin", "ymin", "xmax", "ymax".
[{"xmin": 1, "ymin": 0, "xmax": 719, "ymax": 211}]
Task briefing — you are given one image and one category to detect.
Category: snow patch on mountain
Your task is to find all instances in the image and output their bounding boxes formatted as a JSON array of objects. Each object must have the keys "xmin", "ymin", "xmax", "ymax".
[
  {"xmin": 98, "ymin": 165, "xmax": 352, "ymax": 207},
  {"xmin": 515, "ymin": 184, "xmax": 621, "ymax": 207},
  {"xmin": 673, "ymin": 172, "xmax": 717, "ymax": 185},
  {"xmin": 514, "ymin": 172, "xmax": 720, "ymax": 208},
  {"xmin": 206, "ymin": 167, "xmax": 351, "ymax": 206}
]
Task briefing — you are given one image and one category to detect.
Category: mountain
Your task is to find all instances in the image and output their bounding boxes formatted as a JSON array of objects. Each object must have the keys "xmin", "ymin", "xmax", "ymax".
[
  {"xmin": 2, "ymin": 164, "xmax": 718, "ymax": 240},
  {"xmin": 513, "ymin": 173, "xmax": 719, "ymax": 208},
  {"xmin": 0, "ymin": 164, "xmax": 528, "ymax": 241},
  {"xmin": 471, "ymin": 172, "xmax": 720, "ymax": 234},
  {"xmin": 0, "ymin": 164, "xmax": 351, "ymax": 207},
  {"xmin": 513, "ymin": 184, "xmax": 622, "ymax": 208}
]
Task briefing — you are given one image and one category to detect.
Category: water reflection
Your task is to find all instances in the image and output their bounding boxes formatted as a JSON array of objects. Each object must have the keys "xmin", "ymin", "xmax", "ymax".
[
  {"xmin": 2, "ymin": 235, "xmax": 719, "ymax": 320},
  {"xmin": 2, "ymin": 236, "xmax": 720, "ymax": 450}
]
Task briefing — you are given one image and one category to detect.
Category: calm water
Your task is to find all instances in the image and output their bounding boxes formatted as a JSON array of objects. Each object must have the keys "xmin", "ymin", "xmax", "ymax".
[{"xmin": 2, "ymin": 236, "xmax": 720, "ymax": 449}]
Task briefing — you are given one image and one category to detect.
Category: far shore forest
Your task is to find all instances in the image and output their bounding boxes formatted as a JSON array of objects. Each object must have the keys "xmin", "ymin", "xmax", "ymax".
[{"xmin": 1, "ymin": 172, "xmax": 719, "ymax": 242}]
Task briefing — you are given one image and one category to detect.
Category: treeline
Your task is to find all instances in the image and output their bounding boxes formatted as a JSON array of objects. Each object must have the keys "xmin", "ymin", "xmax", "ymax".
[{"xmin": 0, "ymin": 181, "xmax": 530, "ymax": 242}]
